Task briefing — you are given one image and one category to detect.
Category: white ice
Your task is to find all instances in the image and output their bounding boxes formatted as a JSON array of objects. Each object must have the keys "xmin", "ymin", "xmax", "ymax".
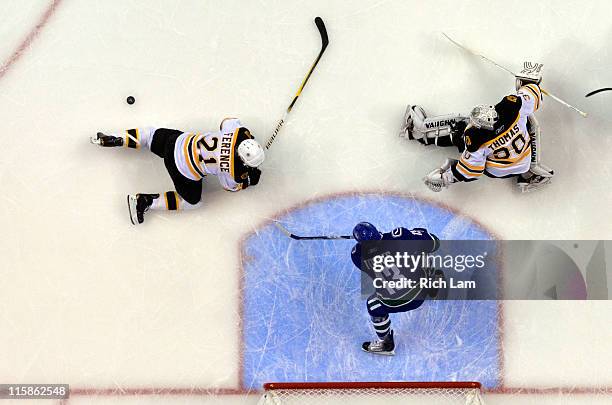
[{"xmin": 0, "ymin": 0, "xmax": 611, "ymax": 404}]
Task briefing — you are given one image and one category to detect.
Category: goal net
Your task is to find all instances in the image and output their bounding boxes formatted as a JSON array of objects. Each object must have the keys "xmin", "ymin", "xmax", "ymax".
[{"xmin": 258, "ymin": 381, "xmax": 484, "ymax": 405}]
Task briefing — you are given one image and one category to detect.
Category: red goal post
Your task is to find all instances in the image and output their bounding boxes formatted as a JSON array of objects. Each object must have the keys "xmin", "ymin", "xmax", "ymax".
[{"xmin": 258, "ymin": 381, "xmax": 484, "ymax": 405}]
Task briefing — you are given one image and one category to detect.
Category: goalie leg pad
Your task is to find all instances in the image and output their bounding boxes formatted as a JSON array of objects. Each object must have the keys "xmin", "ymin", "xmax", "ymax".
[
  {"xmin": 399, "ymin": 104, "xmax": 427, "ymax": 140},
  {"xmin": 399, "ymin": 105, "xmax": 467, "ymax": 147},
  {"xmin": 527, "ymin": 115, "xmax": 542, "ymax": 167},
  {"xmin": 526, "ymin": 114, "xmax": 554, "ymax": 180},
  {"xmin": 517, "ymin": 168, "xmax": 554, "ymax": 193}
]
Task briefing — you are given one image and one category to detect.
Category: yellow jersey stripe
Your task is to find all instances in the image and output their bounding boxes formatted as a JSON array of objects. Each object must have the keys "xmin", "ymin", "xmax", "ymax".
[
  {"xmin": 457, "ymin": 163, "xmax": 482, "ymax": 178},
  {"xmin": 191, "ymin": 134, "xmax": 205, "ymax": 174},
  {"xmin": 458, "ymin": 160, "xmax": 484, "ymax": 174},
  {"xmin": 530, "ymin": 84, "xmax": 542, "ymax": 110},
  {"xmin": 522, "ymin": 85, "xmax": 540, "ymax": 111},
  {"xmin": 526, "ymin": 83, "xmax": 542, "ymax": 98},
  {"xmin": 459, "ymin": 158, "xmax": 485, "ymax": 172},
  {"xmin": 229, "ymin": 128, "xmax": 239, "ymax": 179},
  {"xmin": 189, "ymin": 135, "xmax": 206, "ymax": 178},
  {"xmin": 183, "ymin": 135, "xmax": 201, "ymax": 179}
]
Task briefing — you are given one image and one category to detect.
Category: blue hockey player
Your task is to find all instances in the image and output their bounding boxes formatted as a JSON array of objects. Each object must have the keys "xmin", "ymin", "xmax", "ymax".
[{"xmin": 351, "ymin": 222, "xmax": 441, "ymax": 355}]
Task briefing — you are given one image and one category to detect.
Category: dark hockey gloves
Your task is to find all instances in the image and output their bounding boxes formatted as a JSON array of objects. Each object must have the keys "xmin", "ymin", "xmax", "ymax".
[{"xmin": 247, "ymin": 167, "xmax": 262, "ymax": 187}]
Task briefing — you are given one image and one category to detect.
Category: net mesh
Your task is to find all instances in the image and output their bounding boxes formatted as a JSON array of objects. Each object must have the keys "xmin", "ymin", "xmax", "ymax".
[{"xmin": 258, "ymin": 384, "xmax": 484, "ymax": 405}]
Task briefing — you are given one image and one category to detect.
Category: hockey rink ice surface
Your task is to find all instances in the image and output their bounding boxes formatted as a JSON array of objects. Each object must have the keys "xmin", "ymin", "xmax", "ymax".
[{"xmin": 1, "ymin": 0, "xmax": 611, "ymax": 404}]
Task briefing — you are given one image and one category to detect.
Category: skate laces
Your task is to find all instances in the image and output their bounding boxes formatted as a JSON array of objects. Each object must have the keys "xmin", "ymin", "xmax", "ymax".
[{"xmin": 144, "ymin": 198, "xmax": 154, "ymax": 213}]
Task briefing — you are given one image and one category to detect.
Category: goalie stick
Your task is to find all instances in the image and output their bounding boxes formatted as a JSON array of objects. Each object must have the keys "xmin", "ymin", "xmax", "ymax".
[
  {"xmin": 274, "ymin": 221, "xmax": 352, "ymax": 240},
  {"xmin": 265, "ymin": 17, "xmax": 329, "ymax": 150},
  {"xmin": 586, "ymin": 88, "xmax": 612, "ymax": 97},
  {"xmin": 442, "ymin": 32, "xmax": 588, "ymax": 118}
]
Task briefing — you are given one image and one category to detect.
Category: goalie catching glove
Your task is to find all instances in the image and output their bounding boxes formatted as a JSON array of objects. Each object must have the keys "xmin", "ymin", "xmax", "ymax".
[{"xmin": 423, "ymin": 159, "xmax": 457, "ymax": 192}]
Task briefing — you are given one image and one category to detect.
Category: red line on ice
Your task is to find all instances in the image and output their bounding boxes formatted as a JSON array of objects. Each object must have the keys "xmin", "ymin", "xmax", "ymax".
[
  {"xmin": 69, "ymin": 387, "xmax": 251, "ymax": 396},
  {"xmin": 0, "ymin": 0, "xmax": 63, "ymax": 82}
]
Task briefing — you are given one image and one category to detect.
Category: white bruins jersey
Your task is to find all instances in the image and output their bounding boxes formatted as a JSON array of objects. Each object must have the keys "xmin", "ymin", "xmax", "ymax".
[
  {"xmin": 174, "ymin": 118, "xmax": 251, "ymax": 191},
  {"xmin": 453, "ymin": 84, "xmax": 542, "ymax": 181}
]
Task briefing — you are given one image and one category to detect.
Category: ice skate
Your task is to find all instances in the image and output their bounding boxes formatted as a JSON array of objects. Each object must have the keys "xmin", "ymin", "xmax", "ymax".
[
  {"xmin": 127, "ymin": 193, "xmax": 159, "ymax": 225},
  {"xmin": 362, "ymin": 330, "xmax": 395, "ymax": 356},
  {"xmin": 91, "ymin": 132, "xmax": 124, "ymax": 147}
]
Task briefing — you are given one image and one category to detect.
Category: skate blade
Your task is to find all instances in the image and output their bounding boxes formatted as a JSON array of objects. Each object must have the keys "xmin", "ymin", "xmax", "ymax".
[
  {"xmin": 361, "ymin": 347, "xmax": 395, "ymax": 356},
  {"xmin": 127, "ymin": 195, "xmax": 138, "ymax": 225}
]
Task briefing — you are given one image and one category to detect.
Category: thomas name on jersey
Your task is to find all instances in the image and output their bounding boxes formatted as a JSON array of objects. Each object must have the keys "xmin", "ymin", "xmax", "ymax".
[{"xmin": 488, "ymin": 122, "xmax": 521, "ymax": 151}]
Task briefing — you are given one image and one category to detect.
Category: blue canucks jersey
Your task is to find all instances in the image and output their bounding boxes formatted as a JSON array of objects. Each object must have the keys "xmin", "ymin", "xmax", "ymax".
[
  {"xmin": 351, "ymin": 227, "xmax": 439, "ymax": 303},
  {"xmin": 350, "ymin": 227, "xmax": 438, "ymax": 268}
]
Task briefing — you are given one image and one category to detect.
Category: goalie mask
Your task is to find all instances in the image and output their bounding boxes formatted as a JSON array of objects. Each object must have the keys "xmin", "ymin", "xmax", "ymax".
[
  {"xmin": 237, "ymin": 139, "xmax": 265, "ymax": 167},
  {"xmin": 469, "ymin": 104, "xmax": 498, "ymax": 130}
]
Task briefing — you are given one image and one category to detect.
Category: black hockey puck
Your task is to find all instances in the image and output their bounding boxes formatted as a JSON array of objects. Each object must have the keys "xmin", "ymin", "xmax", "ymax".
[{"xmin": 126, "ymin": 96, "xmax": 135, "ymax": 105}]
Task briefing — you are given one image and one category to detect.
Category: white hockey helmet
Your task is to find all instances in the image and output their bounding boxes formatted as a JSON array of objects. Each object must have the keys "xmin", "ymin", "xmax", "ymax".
[
  {"xmin": 516, "ymin": 61, "xmax": 543, "ymax": 90},
  {"xmin": 469, "ymin": 104, "xmax": 498, "ymax": 130},
  {"xmin": 237, "ymin": 139, "xmax": 265, "ymax": 167}
]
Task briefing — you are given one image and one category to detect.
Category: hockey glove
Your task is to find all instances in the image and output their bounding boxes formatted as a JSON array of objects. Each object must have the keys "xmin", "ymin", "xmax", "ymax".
[
  {"xmin": 247, "ymin": 167, "xmax": 262, "ymax": 187},
  {"xmin": 423, "ymin": 159, "xmax": 455, "ymax": 192}
]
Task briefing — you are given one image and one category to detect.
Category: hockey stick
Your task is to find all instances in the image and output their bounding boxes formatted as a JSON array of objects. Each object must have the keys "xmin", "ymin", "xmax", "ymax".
[
  {"xmin": 586, "ymin": 88, "xmax": 612, "ymax": 97},
  {"xmin": 442, "ymin": 33, "xmax": 588, "ymax": 118},
  {"xmin": 274, "ymin": 221, "xmax": 353, "ymax": 240},
  {"xmin": 265, "ymin": 17, "xmax": 329, "ymax": 150}
]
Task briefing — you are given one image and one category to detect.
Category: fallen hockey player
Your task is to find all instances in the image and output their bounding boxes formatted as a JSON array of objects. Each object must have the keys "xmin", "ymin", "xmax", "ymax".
[
  {"xmin": 92, "ymin": 118, "xmax": 264, "ymax": 225},
  {"xmin": 399, "ymin": 62, "xmax": 553, "ymax": 193}
]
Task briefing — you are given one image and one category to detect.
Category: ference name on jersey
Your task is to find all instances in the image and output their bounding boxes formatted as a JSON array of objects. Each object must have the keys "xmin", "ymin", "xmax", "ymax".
[{"xmin": 218, "ymin": 133, "xmax": 235, "ymax": 174}]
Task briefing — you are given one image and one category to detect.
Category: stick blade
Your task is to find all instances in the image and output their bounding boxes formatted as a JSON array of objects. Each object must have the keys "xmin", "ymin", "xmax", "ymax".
[
  {"xmin": 273, "ymin": 221, "xmax": 296, "ymax": 239},
  {"xmin": 314, "ymin": 17, "xmax": 329, "ymax": 49},
  {"xmin": 586, "ymin": 88, "xmax": 612, "ymax": 97}
]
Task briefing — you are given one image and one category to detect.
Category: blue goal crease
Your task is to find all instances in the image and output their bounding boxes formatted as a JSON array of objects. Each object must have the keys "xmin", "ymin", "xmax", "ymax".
[{"xmin": 241, "ymin": 194, "xmax": 500, "ymax": 390}]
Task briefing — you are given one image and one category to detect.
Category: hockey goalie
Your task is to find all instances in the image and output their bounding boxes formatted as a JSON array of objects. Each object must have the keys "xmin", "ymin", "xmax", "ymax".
[{"xmin": 399, "ymin": 62, "xmax": 553, "ymax": 193}]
